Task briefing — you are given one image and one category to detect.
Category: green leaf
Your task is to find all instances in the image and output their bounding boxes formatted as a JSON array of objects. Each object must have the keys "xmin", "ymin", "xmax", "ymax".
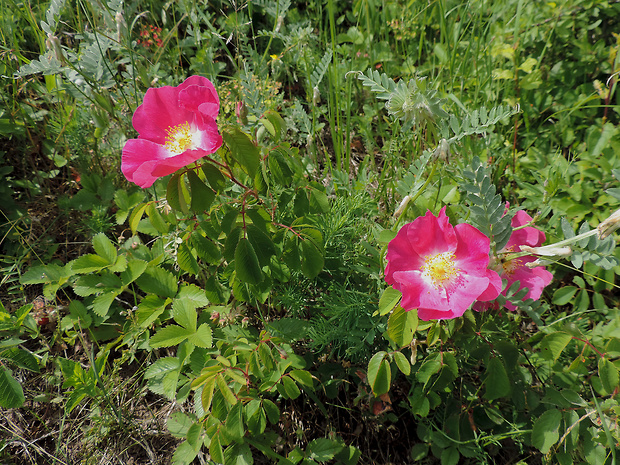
[
  {"xmin": 367, "ymin": 351, "xmax": 391, "ymax": 396},
  {"xmin": 387, "ymin": 306, "xmax": 418, "ymax": 347},
  {"xmin": 223, "ymin": 402, "xmax": 245, "ymax": 442},
  {"xmin": 144, "ymin": 357, "xmax": 181, "ymax": 380},
  {"xmin": 200, "ymin": 380, "xmax": 215, "ymax": 413},
  {"xmin": 235, "ymin": 238, "xmax": 263, "ymax": 284},
  {"xmin": 224, "ymin": 443, "xmax": 253, "ymax": 465},
  {"xmin": 187, "ymin": 170, "xmax": 215, "ymax": 213},
  {"xmin": 289, "ymin": 370, "xmax": 313, "ymax": 388},
  {"xmin": 136, "ymin": 295, "xmax": 168, "ymax": 328},
  {"xmin": 393, "ymin": 351, "xmax": 411, "ymax": 376},
  {"xmin": 598, "ymin": 358, "xmax": 619, "ymax": 394},
  {"xmin": 177, "ymin": 242, "xmax": 200, "ymax": 276},
  {"xmin": 441, "ymin": 447, "xmax": 460, "ymax": 465},
  {"xmin": 0, "ymin": 347, "xmax": 39, "ymax": 372},
  {"xmin": 136, "ymin": 267, "xmax": 178, "ymax": 299},
  {"xmin": 282, "ymin": 376, "xmax": 301, "ymax": 399},
  {"xmin": 209, "ymin": 432, "xmax": 224, "ymax": 465},
  {"xmin": 484, "ymin": 357, "xmax": 511, "ymax": 401},
  {"xmin": 129, "ymin": 203, "xmax": 148, "ymax": 234},
  {"xmin": 539, "ymin": 331, "xmax": 573, "ymax": 361},
  {"xmin": 379, "ymin": 287, "xmax": 401, "ymax": 316},
  {"xmin": 172, "ymin": 299, "xmax": 197, "ymax": 331},
  {"xmin": 92, "ymin": 291, "xmax": 119, "ymax": 317},
  {"xmin": 187, "ymin": 324, "xmax": 212, "ymax": 349},
  {"xmin": 167, "ymin": 412, "xmax": 196, "ymax": 438},
  {"xmin": 552, "ymin": 286, "xmax": 578, "ymax": 306},
  {"xmin": 145, "ymin": 203, "xmax": 169, "ymax": 234},
  {"xmin": 176, "ymin": 284, "xmax": 209, "ymax": 307},
  {"xmin": 246, "ymin": 224, "xmax": 277, "ymax": 267},
  {"xmin": 216, "ymin": 373, "xmax": 237, "ymax": 405},
  {"xmin": 167, "ymin": 173, "xmax": 189, "ymax": 214},
  {"xmin": 263, "ymin": 399, "xmax": 280, "ymax": 424},
  {"xmin": 0, "ymin": 367, "xmax": 25, "ymax": 408},
  {"xmin": 309, "ymin": 188, "xmax": 329, "ymax": 213},
  {"xmin": 300, "ymin": 238, "xmax": 324, "ymax": 279},
  {"xmin": 192, "ymin": 233, "xmax": 221, "ymax": 264},
  {"xmin": 120, "ymin": 259, "xmax": 148, "ymax": 286},
  {"xmin": 71, "ymin": 254, "xmax": 111, "ymax": 273},
  {"xmin": 531, "ymin": 408, "xmax": 562, "ymax": 453},
  {"xmin": 307, "ymin": 438, "xmax": 344, "ymax": 462},
  {"xmin": 149, "ymin": 325, "xmax": 192, "ymax": 348},
  {"xmin": 223, "ymin": 127, "xmax": 260, "ymax": 178},
  {"xmin": 171, "ymin": 441, "xmax": 198, "ymax": 465},
  {"xmin": 92, "ymin": 233, "xmax": 117, "ymax": 264},
  {"xmin": 202, "ymin": 162, "xmax": 227, "ymax": 193},
  {"xmin": 416, "ymin": 358, "xmax": 442, "ymax": 386}
]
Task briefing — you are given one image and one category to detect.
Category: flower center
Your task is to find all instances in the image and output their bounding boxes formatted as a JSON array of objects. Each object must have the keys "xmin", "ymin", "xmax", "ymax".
[
  {"xmin": 164, "ymin": 122, "xmax": 195, "ymax": 154},
  {"xmin": 502, "ymin": 258, "xmax": 521, "ymax": 277},
  {"xmin": 421, "ymin": 252, "xmax": 460, "ymax": 288}
]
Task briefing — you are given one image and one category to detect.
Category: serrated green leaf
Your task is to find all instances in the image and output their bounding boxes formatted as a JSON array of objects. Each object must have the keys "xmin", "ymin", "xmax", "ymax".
[
  {"xmin": 282, "ymin": 376, "xmax": 301, "ymax": 399},
  {"xmin": 246, "ymin": 224, "xmax": 276, "ymax": 267},
  {"xmin": 177, "ymin": 242, "xmax": 200, "ymax": 276},
  {"xmin": 192, "ymin": 233, "xmax": 221, "ymax": 264},
  {"xmin": 136, "ymin": 267, "xmax": 178, "ymax": 299},
  {"xmin": 144, "ymin": 357, "xmax": 181, "ymax": 380},
  {"xmin": 393, "ymin": 351, "xmax": 410, "ymax": 375},
  {"xmin": 552, "ymin": 286, "xmax": 578, "ymax": 305},
  {"xmin": 300, "ymin": 238, "xmax": 324, "ymax": 279},
  {"xmin": 531, "ymin": 409, "xmax": 561, "ymax": 453},
  {"xmin": 539, "ymin": 332, "xmax": 573, "ymax": 361},
  {"xmin": 387, "ymin": 306, "xmax": 418, "ymax": 347},
  {"xmin": 0, "ymin": 347, "xmax": 39, "ymax": 372},
  {"xmin": 598, "ymin": 358, "xmax": 619, "ymax": 394},
  {"xmin": 150, "ymin": 325, "xmax": 192, "ymax": 348},
  {"xmin": 235, "ymin": 237, "xmax": 263, "ymax": 284},
  {"xmin": 202, "ymin": 162, "xmax": 227, "ymax": 192},
  {"xmin": 71, "ymin": 254, "xmax": 111, "ymax": 273},
  {"xmin": 289, "ymin": 370, "xmax": 313, "ymax": 388},
  {"xmin": 200, "ymin": 379, "xmax": 215, "ymax": 412},
  {"xmin": 188, "ymin": 324, "xmax": 212, "ymax": 348},
  {"xmin": 187, "ymin": 170, "xmax": 215, "ymax": 213},
  {"xmin": 146, "ymin": 203, "xmax": 169, "ymax": 234},
  {"xmin": 209, "ymin": 432, "xmax": 224, "ymax": 464},
  {"xmin": 216, "ymin": 373, "xmax": 237, "ymax": 405},
  {"xmin": 167, "ymin": 173, "xmax": 189, "ymax": 214},
  {"xmin": 129, "ymin": 203, "xmax": 148, "ymax": 234},
  {"xmin": 92, "ymin": 233, "xmax": 117, "ymax": 264},
  {"xmin": 224, "ymin": 402, "xmax": 244, "ymax": 441},
  {"xmin": 307, "ymin": 438, "xmax": 344, "ymax": 462},
  {"xmin": 136, "ymin": 295, "xmax": 168, "ymax": 328},
  {"xmin": 484, "ymin": 357, "xmax": 511, "ymax": 401},
  {"xmin": 223, "ymin": 128, "xmax": 260, "ymax": 178},
  {"xmin": 92, "ymin": 291, "xmax": 120, "ymax": 317},
  {"xmin": 379, "ymin": 287, "xmax": 402, "ymax": 316},
  {"xmin": 172, "ymin": 299, "xmax": 197, "ymax": 331},
  {"xmin": 368, "ymin": 351, "xmax": 390, "ymax": 396},
  {"xmin": 263, "ymin": 399, "xmax": 279, "ymax": 424},
  {"xmin": 120, "ymin": 259, "xmax": 148, "ymax": 286},
  {"xmin": 171, "ymin": 441, "xmax": 198, "ymax": 465}
]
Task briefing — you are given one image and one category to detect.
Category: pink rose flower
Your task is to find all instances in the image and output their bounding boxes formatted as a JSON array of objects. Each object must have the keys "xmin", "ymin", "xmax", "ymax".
[
  {"xmin": 497, "ymin": 210, "xmax": 553, "ymax": 311},
  {"xmin": 122, "ymin": 76, "xmax": 223, "ymax": 188},
  {"xmin": 385, "ymin": 208, "xmax": 502, "ymax": 321}
]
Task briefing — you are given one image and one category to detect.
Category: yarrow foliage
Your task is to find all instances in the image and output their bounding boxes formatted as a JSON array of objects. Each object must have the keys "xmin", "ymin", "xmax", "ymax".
[
  {"xmin": 122, "ymin": 76, "xmax": 222, "ymax": 188},
  {"xmin": 385, "ymin": 208, "xmax": 502, "ymax": 320}
]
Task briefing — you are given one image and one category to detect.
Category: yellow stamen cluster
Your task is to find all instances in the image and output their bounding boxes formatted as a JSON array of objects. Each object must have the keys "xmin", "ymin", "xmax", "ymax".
[
  {"xmin": 502, "ymin": 258, "xmax": 521, "ymax": 277},
  {"xmin": 164, "ymin": 122, "xmax": 194, "ymax": 154},
  {"xmin": 421, "ymin": 252, "xmax": 460, "ymax": 288}
]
